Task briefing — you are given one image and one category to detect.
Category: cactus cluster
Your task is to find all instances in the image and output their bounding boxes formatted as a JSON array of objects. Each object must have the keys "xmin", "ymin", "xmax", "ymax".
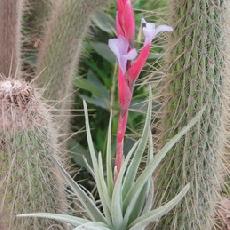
[{"xmin": 0, "ymin": 0, "xmax": 111, "ymax": 229}]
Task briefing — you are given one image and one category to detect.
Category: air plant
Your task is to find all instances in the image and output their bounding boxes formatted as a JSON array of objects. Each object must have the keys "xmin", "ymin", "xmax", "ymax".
[
  {"xmin": 108, "ymin": 0, "xmax": 173, "ymax": 175},
  {"xmin": 17, "ymin": 0, "xmax": 203, "ymax": 229}
]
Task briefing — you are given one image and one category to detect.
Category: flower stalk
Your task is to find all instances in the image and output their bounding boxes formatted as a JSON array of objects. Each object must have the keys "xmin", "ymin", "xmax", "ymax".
[{"xmin": 109, "ymin": 0, "xmax": 173, "ymax": 175}]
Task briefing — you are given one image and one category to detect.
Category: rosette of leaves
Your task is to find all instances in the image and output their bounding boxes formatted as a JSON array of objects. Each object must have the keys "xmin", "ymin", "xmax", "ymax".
[{"xmin": 18, "ymin": 95, "xmax": 203, "ymax": 230}]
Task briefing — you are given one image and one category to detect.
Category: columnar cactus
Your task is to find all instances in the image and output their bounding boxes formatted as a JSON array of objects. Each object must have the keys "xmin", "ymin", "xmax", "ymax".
[
  {"xmin": 0, "ymin": 78, "xmax": 65, "ymax": 230},
  {"xmin": 35, "ymin": 0, "xmax": 111, "ymax": 120},
  {"xmin": 0, "ymin": 0, "xmax": 23, "ymax": 77},
  {"xmin": 155, "ymin": 0, "xmax": 225, "ymax": 229}
]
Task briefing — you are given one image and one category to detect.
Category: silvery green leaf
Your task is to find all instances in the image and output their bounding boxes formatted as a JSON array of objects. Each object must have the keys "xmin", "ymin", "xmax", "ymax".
[
  {"xmin": 73, "ymin": 221, "xmax": 111, "ymax": 230},
  {"xmin": 17, "ymin": 213, "xmax": 88, "ymax": 227},
  {"xmin": 53, "ymin": 158, "xmax": 105, "ymax": 223},
  {"xmin": 122, "ymin": 182, "xmax": 149, "ymax": 228},
  {"xmin": 123, "ymin": 89, "xmax": 152, "ymax": 199},
  {"xmin": 106, "ymin": 115, "xmax": 114, "ymax": 197},
  {"xmin": 142, "ymin": 130, "xmax": 155, "ymax": 213},
  {"xmin": 128, "ymin": 184, "xmax": 190, "ymax": 230},
  {"xmin": 83, "ymin": 101, "xmax": 111, "ymax": 223},
  {"xmin": 111, "ymin": 141, "xmax": 139, "ymax": 229},
  {"xmin": 98, "ymin": 151, "xmax": 111, "ymax": 207},
  {"xmin": 124, "ymin": 107, "xmax": 204, "ymax": 209},
  {"xmin": 142, "ymin": 179, "xmax": 154, "ymax": 214}
]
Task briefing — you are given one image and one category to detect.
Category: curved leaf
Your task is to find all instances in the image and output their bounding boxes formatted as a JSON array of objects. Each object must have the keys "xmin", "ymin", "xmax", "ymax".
[
  {"xmin": 73, "ymin": 221, "xmax": 111, "ymax": 230},
  {"xmin": 129, "ymin": 184, "xmax": 190, "ymax": 230},
  {"xmin": 17, "ymin": 213, "xmax": 88, "ymax": 227},
  {"xmin": 111, "ymin": 141, "xmax": 139, "ymax": 229},
  {"xmin": 83, "ymin": 101, "xmax": 111, "ymax": 223}
]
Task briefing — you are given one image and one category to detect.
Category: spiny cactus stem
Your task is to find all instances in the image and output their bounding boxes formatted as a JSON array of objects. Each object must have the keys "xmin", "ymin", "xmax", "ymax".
[
  {"xmin": 0, "ymin": 78, "xmax": 65, "ymax": 230},
  {"xmin": 155, "ymin": 1, "xmax": 225, "ymax": 229},
  {"xmin": 0, "ymin": 0, "xmax": 23, "ymax": 77}
]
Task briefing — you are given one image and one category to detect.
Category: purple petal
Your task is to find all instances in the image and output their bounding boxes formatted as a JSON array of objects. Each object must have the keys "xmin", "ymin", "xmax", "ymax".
[
  {"xmin": 142, "ymin": 18, "xmax": 173, "ymax": 45},
  {"xmin": 108, "ymin": 37, "xmax": 136, "ymax": 73},
  {"xmin": 155, "ymin": 25, "xmax": 173, "ymax": 35},
  {"xmin": 125, "ymin": 48, "xmax": 137, "ymax": 61},
  {"xmin": 108, "ymin": 37, "xmax": 129, "ymax": 57}
]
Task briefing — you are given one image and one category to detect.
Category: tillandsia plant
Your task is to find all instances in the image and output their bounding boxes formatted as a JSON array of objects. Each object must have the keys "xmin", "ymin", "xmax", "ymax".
[
  {"xmin": 18, "ymin": 1, "xmax": 204, "ymax": 230},
  {"xmin": 18, "ymin": 98, "xmax": 203, "ymax": 230},
  {"xmin": 108, "ymin": 0, "xmax": 173, "ymax": 175}
]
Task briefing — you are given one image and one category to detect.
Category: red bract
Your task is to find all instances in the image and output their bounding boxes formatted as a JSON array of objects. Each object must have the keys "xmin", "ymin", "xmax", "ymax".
[
  {"xmin": 116, "ymin": 0, "xmax": 135, "ymax": 43},
  {"xmin": 118, "ymin": 68, "xmax": 132, "ymax": 112},
  {"xmin": 109, "ymin": 1, "xmax": 173, "ymax": 177},
  {"xmin": 127, "ymin": 43, "xmax": 151, "ymax": 84}
]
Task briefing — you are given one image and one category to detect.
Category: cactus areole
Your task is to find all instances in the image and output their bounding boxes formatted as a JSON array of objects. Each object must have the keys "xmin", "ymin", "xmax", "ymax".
[
  {"xmin": 0, "ymin": 79, "xmax": 43, "ymax": 131},
  {"xmin": 108, "ymin": 0, "xmax": 173, "ymax": 175}
]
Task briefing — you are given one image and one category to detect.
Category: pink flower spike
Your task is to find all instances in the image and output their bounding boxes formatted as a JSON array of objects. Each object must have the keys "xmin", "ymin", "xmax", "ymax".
[
  {"xmin": 127, "ymin": 43, "xmax": 151, "ymax": 83},
  {"xmin": 109, "ymin": 37, "xmax": 137, "ymax": 74},
  {"xmin": 115, "ymin": 111, "xmax": 128, "ymax": 176},
  {"xmin": 116, "ymin": 0, "xmax": 135, "ymax": 42},
  {"xmin": 142, "ymin": 18, "xmax": 173, "ymax": 46},
  {"xmin": 118, "ymin": 68, "xmax": 132, "ymax": 111}
]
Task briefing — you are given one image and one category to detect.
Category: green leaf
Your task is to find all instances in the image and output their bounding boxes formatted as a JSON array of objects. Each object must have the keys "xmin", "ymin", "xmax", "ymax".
[
  {"xmin": 81, "ymin": 95, "xmax": 110, "ymax": 110},
  {"xmin": 122, "ymin": 89, "xmax": 152, "ymax": 198},
  {"xmin": 76, "ymin": 71, "xmax": 109, "ymax": 98},
  {"xmin": 90, "ymin": 42, "xmax": 116, "ymax": 64},
  {"xmin": 124, "ymin": 108, "xmax": 204, "ymax": 209},
  {"xmin": 17, "ymin": 213, "xmax": 88, "ymax": 227},
  {"xmin": 53, "ymin": 158, "xmax": 105, "ymax": 223},
  {"xmin": 93, "ymin": 11, "xmax": 115, "ymax": 33},
  {"xmin": 128, "ymin": 184, "xmax": 190, "ymax": 230},
  {"xmin": 106, "ymin": 115, "xmax": 114, "ymax": 197},
  {"xmin": 111, "ymin": 141, "xmax": 139, "ymax": 229},
  {"xmin": 83, "ymin": 101, "xmax": 111, "ymax": 223},
  {"xmin": 75, "ymin": 78, "xmax": 102, "ymax": 97}
]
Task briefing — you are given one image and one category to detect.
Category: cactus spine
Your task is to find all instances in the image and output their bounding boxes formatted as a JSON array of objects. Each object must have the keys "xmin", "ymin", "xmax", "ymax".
[
  {"xmin": 0, "ymin": 0, "xmax": 23, "ymax": 77},
  {"xmin": 155, "ymin": 0, "xmax": 225, "ymax": 229},
  {"xmin": 35, "ymin": 0, "xmax": 110, "ymax": 110},
  {"xmin": 0, "ymin": 79, "xmax": 65, "ymax": 230}
]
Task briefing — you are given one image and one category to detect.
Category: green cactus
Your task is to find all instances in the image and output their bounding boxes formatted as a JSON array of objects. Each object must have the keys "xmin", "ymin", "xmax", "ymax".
[
  {"xmin": 22, "ymin": 0, "xmax": 52, "ymax": 79},
  {"xmin": 0, "ymin": 79, "xmax": 65, "ymax": 230},
  {"xmin": 35, "ymin": 0, "xmax": 111, "ymax": 113},
  {"xmin": 0, "ymin": 0, "xmax": 23, "ymax": 77},
  {"xmin": 154, "ymin": 0, "xmax": 225, "ymax": 229}
]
